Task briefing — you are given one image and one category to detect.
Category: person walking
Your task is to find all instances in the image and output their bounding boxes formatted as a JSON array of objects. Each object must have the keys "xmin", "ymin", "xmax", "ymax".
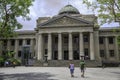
[
  {"xmin": 13, "ymin": 61, "xmax": 16, "ymax": 68},
  {"xmin": 5, "ymin": 61, "xmax": 9, "ymax": 67},
  {"xmin": 69, "ymin": 62, "xmax": 75, "ymax": 77},
  {"xmin": 80, "ymin": 59, "xmax": 86, "ymax": 78}
]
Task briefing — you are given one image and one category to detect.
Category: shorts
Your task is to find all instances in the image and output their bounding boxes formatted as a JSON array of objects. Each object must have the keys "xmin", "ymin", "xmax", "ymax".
[
  {"xmin": 70, "ymin": 69, "xmax": 74, "ymax": 74},
  {"xmin": 81, "ymin": 68, "xmax": 85, "ymax": 72}
]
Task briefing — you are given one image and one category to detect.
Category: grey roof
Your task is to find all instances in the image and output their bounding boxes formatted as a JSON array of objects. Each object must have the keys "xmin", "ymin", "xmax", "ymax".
[
  {"xmin": 16, "ymin": 30, "xmax": 36, "ymax": 34},
  {"xmin": 99, "ymin": 27, "xmax": 120, "ymax": 31},
  {"xmin": 100, "ymin": 27, "xmax": 120, "ymax": 29},
  {"xmin": 58, "ymin": 5, "xmax": 80, "ymax": 15}
]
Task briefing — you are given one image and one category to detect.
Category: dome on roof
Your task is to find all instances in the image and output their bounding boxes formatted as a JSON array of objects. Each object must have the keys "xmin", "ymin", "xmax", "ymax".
[{"xmin": 58, "ymin": 5, "xmax": 80, "ymax": 15}]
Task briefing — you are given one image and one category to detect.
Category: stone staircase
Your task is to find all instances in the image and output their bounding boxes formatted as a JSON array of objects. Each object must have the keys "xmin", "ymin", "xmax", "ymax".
[{"xmin": 33, "ymin": 60, "xmax": 101, "ymax": 67}]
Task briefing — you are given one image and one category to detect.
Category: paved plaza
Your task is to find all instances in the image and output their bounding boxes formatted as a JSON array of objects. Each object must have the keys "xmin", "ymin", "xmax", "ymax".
[{"xmin": 0, "ymin": 67, "xmax": 120, "ymax": 80}]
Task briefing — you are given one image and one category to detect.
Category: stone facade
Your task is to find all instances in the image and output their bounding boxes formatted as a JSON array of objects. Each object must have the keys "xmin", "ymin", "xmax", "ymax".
[{"xmin": 0, "ymin": 5, "xmax": 120, "ymax": 64}]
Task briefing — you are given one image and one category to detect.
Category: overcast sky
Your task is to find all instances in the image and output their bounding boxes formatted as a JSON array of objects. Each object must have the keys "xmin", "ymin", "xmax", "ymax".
[{"xmin": 17, "ymin": 0, "xmax": 119, "ymax": 30}]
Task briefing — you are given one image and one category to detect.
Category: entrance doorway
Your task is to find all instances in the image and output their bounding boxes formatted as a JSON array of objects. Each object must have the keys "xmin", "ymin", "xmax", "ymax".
[
  {"xmin": 73, "ymin": 50, "xmax": 79, "ymax": 60},
  {"xmin": 21, "ymin": 45, "xmax": 31, "ymax": 65},
  {"xmin": 52, "ymin": 51, "xmax": 58, "ymax": 60},
  {"xmin": 63, "ymin": 50, "xmax": 68, "ymax": 60},
  {"xmin": 84, "ymin": 48, "xmax": 90, "ymax": 60}
]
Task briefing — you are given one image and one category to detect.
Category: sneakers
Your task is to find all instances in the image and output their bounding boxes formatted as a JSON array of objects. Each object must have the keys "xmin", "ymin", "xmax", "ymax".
[
  {"xmin": 81, "ymin": 74, "xmax": 84, "ymax": 78},
  {"xmin": 71, "ymin": 75, "xmax": 74, "ymax": 77}
]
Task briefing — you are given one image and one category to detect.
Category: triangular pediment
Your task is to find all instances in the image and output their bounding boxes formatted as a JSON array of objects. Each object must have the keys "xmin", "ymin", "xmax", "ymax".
[{"xmin": 39, "ymin": 14, "xmax": 93, "ymax": 27}]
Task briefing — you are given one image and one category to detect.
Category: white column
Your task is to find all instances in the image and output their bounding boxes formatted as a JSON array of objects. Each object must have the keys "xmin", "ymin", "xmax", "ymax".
[
  {"xmin": 90, "ymin": 32, "xmax": 95, "ymax": 60},
  {"xmin": 35, "ymin": 34, "xmax": 38, "ymax": 59},
  {"xmin": 7, "ymin": 40, "xmax": 10, "ymax": 51},
  {"xmin": 58, "ymin": 33, "xmax": 62, "ymax": 60},
  {"xmin": 37, "ymin": 34, "xmax": 43, "ymax": 60},
  {"xmin": 115, "ymin": 36, "xmax": 119, "ymax": 60},
  {"xmin": 15, "ymin": 39, "xmax": 18, "ymax": 58},
  {"xmin": 22, "ymin": 39, "xmax": 26, "ymax": 46},
  {"xmin": 79, "ymin": 32, "xmax": 84, "ymax": 58},
  {"xmin": 105, "ymin": 37, "xmax": 109, "ymax": 59},
  {"xmin": 30, "ymin": 38, "xmax": 34, "ymax": 58},
  {"xmin": 69, "ymin": 32, "xmax": 73, "ymax": 60},
  {"xmin": 94, "ymin": 31, "xmax": 100, "ymax": 61},
  {"xmin": 48, "ymin": 33, "xmax": 52, "ymax": 60}
]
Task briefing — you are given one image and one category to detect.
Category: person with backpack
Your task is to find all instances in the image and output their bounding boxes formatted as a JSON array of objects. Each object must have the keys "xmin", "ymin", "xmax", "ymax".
[{"xmin": 80, "ymin": 59, "xmax": 86, "ymax": 78}]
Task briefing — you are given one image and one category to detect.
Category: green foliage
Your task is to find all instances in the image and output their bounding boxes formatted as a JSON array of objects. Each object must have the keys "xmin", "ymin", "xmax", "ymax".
[
  {"xmin": 0, "ymin": 51, "xmax": 21, "ymax": 66},
  {"xmin": 0, "ymin": 0, "xmax": 34, "ymax": 39},
  {"xmin": 0, "ymin": 56, "xmax": 5, "ymax": 66},
  {"xmin": 6, "ymin": 51, "xmax": 15, "ymax": 58},
  {"xmin": 8, "ymin": 58, "xmax": 21, "ymax": 65},
  {"xmin": 83, "ymin": 0, "xmax": 120, "ymax": 25},
  {"xmin": 0, "ymin": 56, "xmax": 4, "ymax": 62}
]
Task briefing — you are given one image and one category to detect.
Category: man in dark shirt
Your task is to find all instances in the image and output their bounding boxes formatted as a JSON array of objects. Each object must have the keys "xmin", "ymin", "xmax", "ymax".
[{"xmin": 80, "ymin": 60, "xmax": 85, "ymax": 77}]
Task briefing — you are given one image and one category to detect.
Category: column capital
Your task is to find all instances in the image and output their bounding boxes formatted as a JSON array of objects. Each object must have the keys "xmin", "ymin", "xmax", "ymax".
[
  {"xmin": 39, "ymin": 33, "xmax": 43, "ymax": 35},
  {"xmin": 79, "ymin": 32, "xmax": 83, "ymax": 33},
  {"xmin": 58, "ymin": 32, "xmax": 62, "ymax": 34},
  {"xmin": 90, "ymin": 32, "xmax": 94, "ymax": 35},
  {"xmin": 68, "ymin": 32, "xmax": 72, "ymax": 34},
  {"xmin": 30, "ymin": 38, "xmax": 35, "ymax": 40},
  {"xmin": 48, "ymin": 32, "xmax": 52, "ymax": 34}
]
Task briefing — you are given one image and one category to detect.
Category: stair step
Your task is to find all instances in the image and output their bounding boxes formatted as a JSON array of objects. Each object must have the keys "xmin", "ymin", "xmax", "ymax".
[{"xmin": 33, "ymin": 60, "xmax": 101, "ymax": 67}]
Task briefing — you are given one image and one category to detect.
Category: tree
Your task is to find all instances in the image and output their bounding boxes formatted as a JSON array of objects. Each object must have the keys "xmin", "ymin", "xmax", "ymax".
[
  {"xmin": 0, "ymin": 0, "xmax": 34, "ymax": 38},
  {"xmin": 83, "ymin": 0, "xmax": 120, "ymax": 25},
  {"xmin": 0, "ymin": 0, "xmax": 34, "ymax": 64}
]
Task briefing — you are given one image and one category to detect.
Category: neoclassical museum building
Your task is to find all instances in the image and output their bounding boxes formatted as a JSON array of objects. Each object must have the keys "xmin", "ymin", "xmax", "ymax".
[{"xmin": 0, "ymin": 5, "xmax": 120, "ymax": 65}]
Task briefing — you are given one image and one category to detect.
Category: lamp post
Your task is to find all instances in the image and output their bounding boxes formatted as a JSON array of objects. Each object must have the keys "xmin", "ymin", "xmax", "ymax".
[
  {"xmin": 44, "ymin": 55, "xmax": 48, "ymax": 63},
  {"xmin": 43, "ymin": 54, "xmax": 48, "ymax": 66}
]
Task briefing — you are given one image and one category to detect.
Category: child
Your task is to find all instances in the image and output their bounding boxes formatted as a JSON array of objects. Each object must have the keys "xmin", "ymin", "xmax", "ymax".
[{"xmin": 69, "ymin": 62, "xmax": 75, "ymax": 77}]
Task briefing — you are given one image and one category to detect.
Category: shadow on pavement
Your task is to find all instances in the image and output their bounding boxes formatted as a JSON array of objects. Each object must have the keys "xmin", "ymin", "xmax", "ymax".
[
  {"xmin": 111, "ymin": 72, "xmax": 120, "ymax": 74},
  {"xmin": 0, "ymin": 72, "xmax": 57, "ymax": 80}
]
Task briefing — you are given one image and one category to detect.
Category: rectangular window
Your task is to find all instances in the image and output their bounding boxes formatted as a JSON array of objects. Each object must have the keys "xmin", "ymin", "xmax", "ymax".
[
  {"xmin": 2, "ymin": 51, "xmax": 5, "ymax": 56},
  {"xmin": 84, "ymin": 36, "xmax": 88, "ymax": 42},
  {"xmin": 26, "ymin": 39, "xmax": 30, "ymax": 45},
  {"xmin": 44, "ymin": 36, "xmax": 48, "ymax": 43},
  {"xmin": 3, "ymin": 40, "xmax": 7, "ymax": 46},
  {"xmin": 64, "ymin": 36, "xmax": 68, "ymax": 43},
  {"xmin": 109, "ymin": 50, "xmax": 114, "ymax": 57},
  {"xmin": 55, "ymin": 36, "xmax": 58, "ymax": 43},
  {"xmin": 108, "ymin": 37, "xmax": 113, "ymax": 44},
  {"xmin": 100, "ymin": 50, "xmax": 105, "ymax": 57},
  {"xmin": 18, "ymin": 51, "xmax": 21, "ymax": 57},
  {"xmin": 53, "ymin": 51, "xmax": 58, "ymax": 60},
  {"xmin": 45, "ymin": 49, "xmax": 48, "ymax": 55},
  {"xmin": 84, "ymin": 48, "xmax": 88, "ymax": 56},
  {"xmin": 19, "ymin": 39, "xmax": 22, "ymax": 46},
  {"xmin": 64, "ymin": 50, "xmax": 68, "ymax": 60},
  {"xmin": 99, "ymin": 37, "xmax": 104, "ymax": 44},
  {"xmin": 11, "ymin": 39, "xmax": 15, "ymax": 46},
  {"xmin": 73, "ymin": 36, "xmax": 78, "ymax": 43}
]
